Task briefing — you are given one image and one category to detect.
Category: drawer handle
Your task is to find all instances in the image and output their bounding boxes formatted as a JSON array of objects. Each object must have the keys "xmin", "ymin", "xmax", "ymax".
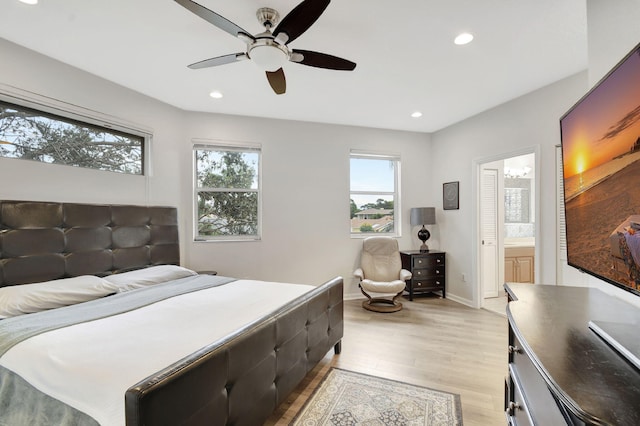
[
  {"xmin": 508, "ymin": 345, "xmax": 522, "ymax": 354},
  {"xmin": 436, "ymin": 259, "xmax": 441, "ymax": 263},
  {"xmin": 505, "ymin": 401, "xmax": 520, "ymax": 416}
]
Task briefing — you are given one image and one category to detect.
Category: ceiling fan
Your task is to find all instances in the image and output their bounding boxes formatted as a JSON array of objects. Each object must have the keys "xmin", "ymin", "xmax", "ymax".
[{"xmin": 174, "ymin": 0, "xmax": 356, "ymax": 95}]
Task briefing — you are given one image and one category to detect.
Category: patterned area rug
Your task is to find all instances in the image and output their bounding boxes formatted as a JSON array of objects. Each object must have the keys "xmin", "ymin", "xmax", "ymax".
[{"xmin": 291, "ymin": 368, "xmax": 463, "ymax": 425}]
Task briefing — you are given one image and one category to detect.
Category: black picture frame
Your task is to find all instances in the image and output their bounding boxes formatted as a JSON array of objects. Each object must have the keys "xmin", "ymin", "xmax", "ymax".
[{"xmin": 443, "ymin": 181, "xmax": 459, "ymax": 210}]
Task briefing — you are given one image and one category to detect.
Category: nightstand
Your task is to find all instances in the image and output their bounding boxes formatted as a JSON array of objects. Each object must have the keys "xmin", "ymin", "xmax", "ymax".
[{"xmin": 399, "ymin": 250, "xmax": 446, "ymax": 300}]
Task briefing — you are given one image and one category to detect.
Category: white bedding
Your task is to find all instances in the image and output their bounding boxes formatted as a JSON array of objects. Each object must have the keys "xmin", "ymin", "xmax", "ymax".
[{"xmin": 0, "ymin": 279, "xmax": 314, "ymax": 426}]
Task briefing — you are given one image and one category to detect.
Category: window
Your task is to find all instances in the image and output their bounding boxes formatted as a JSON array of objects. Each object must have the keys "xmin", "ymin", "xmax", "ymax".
[
  {"xmin": 505, "ymin": 187, "xmax": 530, "ymax": 223},
  {"xmin": 350, "ymin": 151, "xmax": 400, "ymax": 236},
  {"xmin": 0, "ymin": 100, "xmax": 144, "ymax": 174},
  {"xmin": 194, "ymin": 144, "xmax": 261, "ymax": 241}
]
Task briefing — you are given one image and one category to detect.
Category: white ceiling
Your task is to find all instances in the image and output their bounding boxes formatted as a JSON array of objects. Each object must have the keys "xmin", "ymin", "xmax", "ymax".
[{"xmin": 0, "ymin": 0, "xmax": 587, "ymax": 133}]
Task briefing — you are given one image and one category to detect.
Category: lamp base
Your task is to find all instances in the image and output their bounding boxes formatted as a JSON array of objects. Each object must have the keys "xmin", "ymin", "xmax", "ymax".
[{"xmin": 417, "ymin": 225, "xmax": 431, "ymax": 253}]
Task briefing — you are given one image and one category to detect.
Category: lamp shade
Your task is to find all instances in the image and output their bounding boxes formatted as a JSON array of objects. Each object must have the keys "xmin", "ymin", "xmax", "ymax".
[{"xmin": 410, "ymin": 207, "xmax": 436, "ymax": 226}]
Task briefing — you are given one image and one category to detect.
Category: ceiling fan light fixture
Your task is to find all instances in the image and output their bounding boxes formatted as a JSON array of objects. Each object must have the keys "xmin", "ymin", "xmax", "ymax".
[
  {"xmin": 249, "ymin": 42, "xmax": 289, "ymax": 71},
  {"xmin": 411, "ymin": 111, "xmax": 423, "ymax": 118},
  {"xmin": 19, "ymin": 0, "xmax": 38, "ymax": 4},
  {"xmin": 209, "ymin": 90, "xmax": 223, "ymax": 99}
]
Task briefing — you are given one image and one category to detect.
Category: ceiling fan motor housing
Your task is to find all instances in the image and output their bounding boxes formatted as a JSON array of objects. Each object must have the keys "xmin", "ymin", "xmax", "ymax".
[
  {"xmin": 248, "ymin": 7, "xmax": 289, "ymax": 71},
  {"xmin": 256, "ymin": 7, "xmax": 279, "ymax": 29}
]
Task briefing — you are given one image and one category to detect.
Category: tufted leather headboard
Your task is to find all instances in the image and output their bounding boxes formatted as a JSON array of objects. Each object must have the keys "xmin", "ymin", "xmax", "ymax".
[{"xmin": 0, "ymin": 200, "xmax": 180, "ymax": 288}]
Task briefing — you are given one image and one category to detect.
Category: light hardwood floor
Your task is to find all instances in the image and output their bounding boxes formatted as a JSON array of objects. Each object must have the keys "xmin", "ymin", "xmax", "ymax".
[
  {"xmin": 267, "ymin": 294, "xmax": 508, "ymax": 425},
  {"xmin": 483, "ymin": 291, "xmax": 508, "ymax": 317}
]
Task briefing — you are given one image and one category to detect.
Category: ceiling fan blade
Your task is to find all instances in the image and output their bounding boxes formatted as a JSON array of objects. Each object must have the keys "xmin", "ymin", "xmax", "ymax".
[
  {"xmin": 291, "ymin": 49, "xmax": 356, "ymax": 70},
  {"xmin": 188, "ymin": 53, "xmax": 248, "ymax": 69},
  {"xmin": 272, "ymin": 0, "xmax": 330, "ymax": 45},
  {"xmin": 174, "ymin": 0, "xmax": 255, "ymax": 41},
  {"xmin": 266, "ymin": 68, "xmax": 286, "ymax": 95}
]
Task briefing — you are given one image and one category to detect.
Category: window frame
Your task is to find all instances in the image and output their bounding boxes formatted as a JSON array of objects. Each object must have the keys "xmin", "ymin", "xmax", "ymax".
[
  {"xmin": 349, "ymin": 150, "xmax": 401, "ymax": 238},
  {"xmin": 0, "ymin": 95, "xmax": 148, "ymax": 175},
  {"xmin": 193, "ymin": 142, "xmax": 262, "ymax": 242}
]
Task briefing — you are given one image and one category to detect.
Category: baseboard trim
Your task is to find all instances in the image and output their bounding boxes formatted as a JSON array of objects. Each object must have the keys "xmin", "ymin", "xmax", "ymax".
[
  {"xmin": 346, "ymin": 291, "xmax": 475, "ymax": 309},
  {"xmin": 444, "ymin": 292, "xmax": 474, "ymax": 308},
  {"xmin": 344, "ymin": 292, "xmax": 363, "ymax": 301}
]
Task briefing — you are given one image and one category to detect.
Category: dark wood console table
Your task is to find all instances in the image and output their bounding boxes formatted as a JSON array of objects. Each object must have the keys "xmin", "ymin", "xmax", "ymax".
[{"xmin": 504, "ymin": 283, "xmax": 640, "ymax": 425}]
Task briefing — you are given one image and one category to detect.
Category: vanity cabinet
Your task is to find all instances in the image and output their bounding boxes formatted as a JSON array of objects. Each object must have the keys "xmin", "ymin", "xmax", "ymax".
[{"xmin": 504, "ymin": 246, "xmax": 534, "ymax": 283}]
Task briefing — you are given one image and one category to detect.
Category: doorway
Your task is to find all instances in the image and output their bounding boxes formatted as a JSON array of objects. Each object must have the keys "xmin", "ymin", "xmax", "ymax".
[{"xmin": 475, "ymin": 148, "xmax": 538, "ymax": 312}]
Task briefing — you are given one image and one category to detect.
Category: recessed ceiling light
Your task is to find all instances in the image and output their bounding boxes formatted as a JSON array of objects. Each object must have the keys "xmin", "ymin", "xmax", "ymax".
[
  {"xmin": 411, "ymin": 111, "xmax": 423, "ymax": 118},
  {"xmin": 209, "ymin": 91, "xmax": 223, "ymax": 99},
  {"xmin": 454, "ymin": 33, "xmax": 474, "ymax": 45},
  {"xmin": 19, "ymin": 0, "xmax": 38, "ymax": 4}
]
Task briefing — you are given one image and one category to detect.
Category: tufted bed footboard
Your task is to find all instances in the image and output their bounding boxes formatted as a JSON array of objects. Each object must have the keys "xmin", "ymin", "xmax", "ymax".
[{"xmin": 125, "ymin": 276, "xmax": 343, "ymax": 426}]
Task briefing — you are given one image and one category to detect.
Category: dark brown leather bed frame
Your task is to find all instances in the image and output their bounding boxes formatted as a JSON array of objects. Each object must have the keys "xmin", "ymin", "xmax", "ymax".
[{"xmin": 0, "ymin": 200, "xmax": 343, "ymax": 425}]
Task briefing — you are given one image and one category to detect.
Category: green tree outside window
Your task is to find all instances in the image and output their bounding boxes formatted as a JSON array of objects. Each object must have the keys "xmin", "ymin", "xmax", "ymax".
[
  {"xmin": 0, "ymin": 101, "xmax": 143, "ymax": 174},
  {"xmin": 195, "ymin": 146, "xmax": 260, "ymax": 240}
]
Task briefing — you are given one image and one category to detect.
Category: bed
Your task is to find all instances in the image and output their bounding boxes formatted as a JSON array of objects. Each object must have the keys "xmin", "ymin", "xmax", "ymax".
[{"xmin": 0, "ymin": 200, "xmax": 343, "ymax": 425}]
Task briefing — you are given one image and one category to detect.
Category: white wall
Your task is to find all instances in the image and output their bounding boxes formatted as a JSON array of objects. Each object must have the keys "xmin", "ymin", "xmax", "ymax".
[
  {"xmin": 0, "ymin": 38, "xmax": 432, "ymax": 300},
  {"xmin": 430, "ymin": 73, "xmax": 588, "ymax": 306},
  {"xmin": 587, "ymin": 0, "xmax": 640, "ymax": 85},
  {"xmin": 181, "ymin": 113, "xmax": 430, "ymax": 297},
  {"xmin": 0, "ymin": 38, "xmax": 184, "ymax": 208}
]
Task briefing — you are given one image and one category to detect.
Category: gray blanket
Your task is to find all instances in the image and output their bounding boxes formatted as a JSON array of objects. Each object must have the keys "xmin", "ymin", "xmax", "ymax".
[{"xmin": 0, "ymin": 274, "xmax": 236, "ymax": 426}]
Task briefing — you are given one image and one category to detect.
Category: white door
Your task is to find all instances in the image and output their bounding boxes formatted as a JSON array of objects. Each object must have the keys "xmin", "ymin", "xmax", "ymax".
[{"xmin": 481, "ymin": 168, "xmax": 499, "ymax": 298}]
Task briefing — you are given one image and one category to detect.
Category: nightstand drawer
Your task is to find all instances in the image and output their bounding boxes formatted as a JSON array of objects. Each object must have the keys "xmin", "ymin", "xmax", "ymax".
[
  {"xmin": 413, "ymin": 278, "xmax": 444, "ymax": 289},
  {"xmin": 412, "ymin": 254, "xmax": 444, "ymax": 268},
  {"xmin": 412, "ymin": 267, "xmax": 444, "ymax": 279}
]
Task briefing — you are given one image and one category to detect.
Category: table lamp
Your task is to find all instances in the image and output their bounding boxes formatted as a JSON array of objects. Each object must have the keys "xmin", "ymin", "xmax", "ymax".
[{"xmin": 410, "ymin": 207, "xmax": 436, "ymax": 252}]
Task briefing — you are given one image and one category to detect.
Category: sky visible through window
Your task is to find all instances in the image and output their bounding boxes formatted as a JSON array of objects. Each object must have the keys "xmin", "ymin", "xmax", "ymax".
[{"xmin": 350, "ymin": 157, "xmax": 395, "ymax": 208}]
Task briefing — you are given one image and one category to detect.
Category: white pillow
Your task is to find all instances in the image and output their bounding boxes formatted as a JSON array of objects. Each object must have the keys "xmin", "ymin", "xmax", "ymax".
[
  {"xmin": 0, "ymin": 275, "xmax": 114, "ymax": 319},
  {"xmin": 103, "ymin": 265, "xmax": 197, "ymax": 292}
]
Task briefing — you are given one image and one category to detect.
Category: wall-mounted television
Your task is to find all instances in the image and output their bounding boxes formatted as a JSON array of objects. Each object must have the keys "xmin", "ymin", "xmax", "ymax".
[
  {"xmin": 560, "ymin": 41, "xmax": 640, "ymax": 297},
  {"xmin": 560, "ymin": 41, "xmax": 640, "ymax": 369}
]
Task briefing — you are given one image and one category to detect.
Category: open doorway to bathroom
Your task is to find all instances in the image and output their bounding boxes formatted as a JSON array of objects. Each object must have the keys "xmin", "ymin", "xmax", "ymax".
[{"xmin": 478, "ymin": 151, "xmax": 537, "ymax": 315}]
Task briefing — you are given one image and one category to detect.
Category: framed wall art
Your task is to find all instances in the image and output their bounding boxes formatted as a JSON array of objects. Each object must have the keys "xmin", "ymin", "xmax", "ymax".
[{"xmin": 443, "ymin": 181, "xmax": 459, "ymax": 210}]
